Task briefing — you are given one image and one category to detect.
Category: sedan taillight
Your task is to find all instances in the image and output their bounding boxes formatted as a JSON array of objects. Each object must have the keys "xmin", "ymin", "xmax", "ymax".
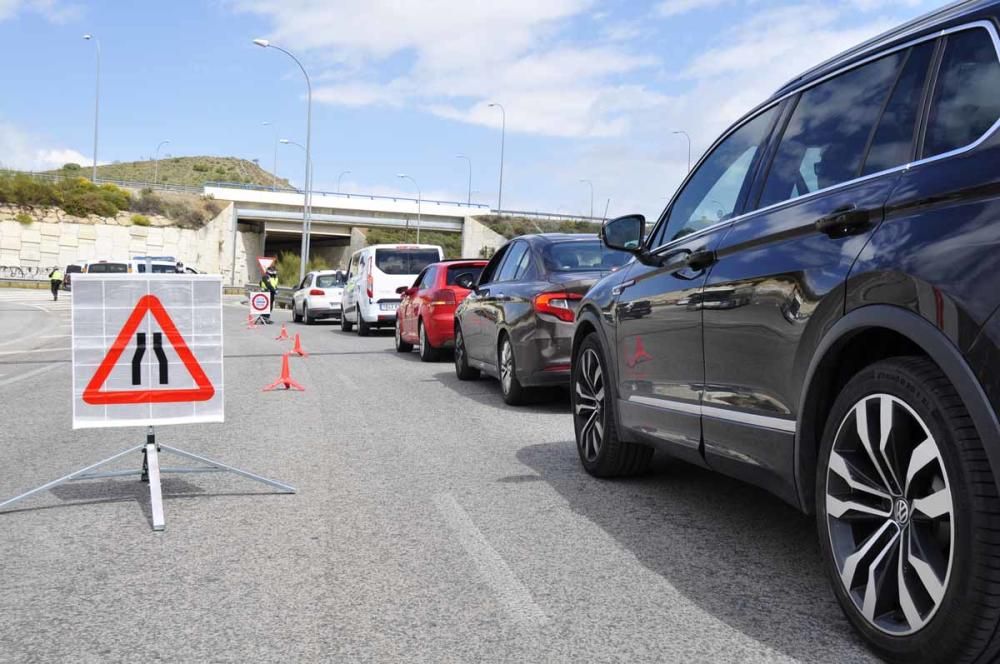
[
  {"xmin": 534, "ymin": 292, "xmax": 583, "ymax": 322},
  {"xmin": 309, "ymin": 289, "xmax": 325, "ymax": 296}
]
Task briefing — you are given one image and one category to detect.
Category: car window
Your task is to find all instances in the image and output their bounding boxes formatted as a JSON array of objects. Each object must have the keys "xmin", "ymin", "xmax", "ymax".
[
  {"xmin": 478, "ymin": 246, "xmax": 508, "ymax": 285},
  {"xmin": 298, "ymin": 276, "xmax": 310, "ymax": 289},
  {"xmin": 861, "ymin": 42, "xmax": 935, "ymax": 176},
  {"xmin": 315, "ymin": 274, "xmax": 343, "ymax": 288},
  {"xmin": 541, "ymin": 240, "xmax": 630, "ymax": 271},
  {"xmin": 512, "ymin": 249, "xmax": 536, "ymax": 280},
  {"xmin": 495, "ymin": 242, "xmax": 528, "ymax": 282},
  {"xmin": 656, "ymin": 107, "xmax": 777, "ymax": 246},
  {"xmin": 446, "ymin": 264, "xmax": 484, "ymax": 286},
  {"xmin": 758, "ymin": 50, "xmax": 904, "ymax": 209},
  {"xmin": 374, "ymin": 248, "xmax": 440, "ymax": 275},
  {"xmin": 923, "ymin": 28, "xmax": 1000, "ymax": 158},
  {"xmin": 87, "ymin": 262, "xmax": 128, "ymax": 273},
  {"xmin": 416, "ymin": 267, "xmax": 435, "ymax": 289}
]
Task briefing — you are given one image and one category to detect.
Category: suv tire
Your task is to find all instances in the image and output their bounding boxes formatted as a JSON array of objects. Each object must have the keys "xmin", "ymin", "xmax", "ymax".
[
  {"xmin": 357, "ymin": 307, "xmax": 371, "ymax": 337},
  {"xmin": 454, "ymin": 323, "xmax": 479, "ymax": 380},
  {"xmin": 572, "ymin": 332, "xmax": 652, "ymax": 477},
  {"xmin": 303, "ymin": 304, "xmax": 314, "ymax": 325},
  {"xmin": 816, "ymin": 356, "xmax": 1000, "ymax": 664},
  {"xmin": 292, "ymin": 302, "xmax": 303, "ymax": 323},
  {"xmin": 340, "ymin": 308, "xmax": 354, "ymax": 332}
]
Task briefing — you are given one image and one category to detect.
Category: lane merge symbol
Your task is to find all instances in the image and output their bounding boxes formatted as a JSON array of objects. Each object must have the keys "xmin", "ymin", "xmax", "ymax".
[{"xmin": 83, "ymin": 294, "xmax": 215, "ymax": 405}]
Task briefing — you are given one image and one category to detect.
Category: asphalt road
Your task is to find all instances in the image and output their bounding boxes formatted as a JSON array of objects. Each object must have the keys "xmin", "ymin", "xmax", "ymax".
[{"xmin": 0, "ymin": 288, "xmax": 879, "ymax": 663}]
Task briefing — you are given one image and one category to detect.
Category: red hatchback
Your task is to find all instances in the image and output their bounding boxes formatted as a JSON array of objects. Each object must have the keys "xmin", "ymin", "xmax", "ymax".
[{"xmin": 394, "ymin": 259, "xmax": 488, "ymax": 361}]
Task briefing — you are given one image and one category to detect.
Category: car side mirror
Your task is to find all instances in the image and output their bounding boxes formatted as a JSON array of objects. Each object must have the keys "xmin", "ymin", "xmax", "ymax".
[
  {"xmin": 601, "ymin": 214, "xmax": 645, "ymax": 253},
  {"xmin": 455, "ymin": 273, "xmax": 476, "ymax": 290}
]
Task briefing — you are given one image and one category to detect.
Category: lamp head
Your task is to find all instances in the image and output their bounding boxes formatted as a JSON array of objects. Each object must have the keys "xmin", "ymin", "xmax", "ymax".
[
  {"xmin": 252, "ymin": 38, "xmax": 270, "ymax": 48},
  {"xmin": 83, "ymin": 34, "xmax": 93, "ymax": 40},
  {"xmin": 279, "ymin": 139, "xmax": 290, "ymax": 144}
]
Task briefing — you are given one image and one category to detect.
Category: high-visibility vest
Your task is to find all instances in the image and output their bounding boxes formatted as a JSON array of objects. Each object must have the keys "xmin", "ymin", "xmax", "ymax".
[
  {"xmin": 50, "ymin": 270, "xmax": 63, "ymax": 281},
  {"xmin": 259, "ymin": 276, "xmax": 278, "ymax": 292}
]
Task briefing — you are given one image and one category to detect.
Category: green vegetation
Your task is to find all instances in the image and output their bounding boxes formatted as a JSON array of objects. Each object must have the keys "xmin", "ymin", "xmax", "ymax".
[
  {"xmin": 364, "ymin": 228, "xmax": 463, "ymax": 258},
  {"xmin": 14, "ymin": 212, "xmax": 33, "ymax": 225},
  {"xmin": 131, "ymin": 188, "xmax": 222, "ymax": 227},
  {"xmin": 130, "ymin": 214, "xmax": 151, "ymax": 227},
  {"xmin": 273, "ymin": 251, "xmax": 330, "ymax": 285},
  {"xmin": 48, "ymin": 156, "xmax": 291, "ymax": 190},
  {"xmin": 478, "ymin": 215, "xmax": 601, "ymax": 239}
]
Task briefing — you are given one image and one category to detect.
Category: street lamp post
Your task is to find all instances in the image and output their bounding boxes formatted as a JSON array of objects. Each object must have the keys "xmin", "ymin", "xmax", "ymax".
[
  {"xmin": 456, "ymin": 154, "xmax": 472, "ymax": 206},
  {"xmin": 397, "ymin": 174, "xmax": 421, "ymax": 243},
  {"xmin": 83, "ymin": 34, "xmax": 100, "ymax": 182},
  {"xmin": 262, "ymin": 122, "xmax": 279, "ymax": 190},
  {"xmin": 488, "ymin": 103, "xmax": 505, "ymax": 212},
  {"xmin": 579, "ymin": 179, "xmax": 594, "ymax": 218},
  {"xmin": 337, "ymin": 170, "xmax": 351, "ymax": 194},
  {"xmin": 254, "ymin": 38, "xmax": 313, "ymax": 283},
  {"xmin": 153, "ymin": 140, "xmax": 170, "ymax": 185},
  {"xmin": 280, "ymin": 139, "xmax": 313, "ymax": 197},
  {"xmin": 672, "ymin": 130, "xmax": 692, "ymax": 173}
]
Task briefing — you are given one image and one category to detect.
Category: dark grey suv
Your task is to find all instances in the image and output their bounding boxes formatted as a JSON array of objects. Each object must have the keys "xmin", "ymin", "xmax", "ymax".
[{"xmin": 572, "ymin": 3, "xmax": 1000, "ymax": 662}]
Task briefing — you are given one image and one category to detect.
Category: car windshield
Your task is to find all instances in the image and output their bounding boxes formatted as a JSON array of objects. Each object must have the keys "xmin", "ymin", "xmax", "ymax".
[
  {"xmin": 446, "ymin": 265, "xmax": 484, "ymax": 286},
  {"xmin": 87, "ymin": 263, "xmax": 128, "ymax": 273},
  {"xmin": 375, "ymin": 248, "xmax": 440, "ymax": 275},
  {"xmin": 316, "ymin": 274, "xmax": 345, "ymax": 288},
  {"xmin": 541, "ymin": 240, "xmax": 630, "ymax": 272}
]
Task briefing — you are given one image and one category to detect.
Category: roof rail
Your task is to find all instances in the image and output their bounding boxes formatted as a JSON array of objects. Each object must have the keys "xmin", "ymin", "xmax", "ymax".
[{"xmin": 776, "ymin": 0, "xmax": 982, "ymax": 94}]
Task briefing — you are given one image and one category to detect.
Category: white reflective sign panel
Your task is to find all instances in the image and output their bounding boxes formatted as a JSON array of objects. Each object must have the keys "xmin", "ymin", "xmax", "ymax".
[
  {"xmin": 249, "ymin": 291, "xmax": 271, "ymax": 316},
  {"xmin": 71, "ymin": 274, "xmax": 224, "ymax": 429}
]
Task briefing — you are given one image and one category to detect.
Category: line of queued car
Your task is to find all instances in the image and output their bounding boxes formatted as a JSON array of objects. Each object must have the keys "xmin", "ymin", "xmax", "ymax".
[{"xmin": 284, "ymin": 5, "xmax": 1000, "ymax": 662}]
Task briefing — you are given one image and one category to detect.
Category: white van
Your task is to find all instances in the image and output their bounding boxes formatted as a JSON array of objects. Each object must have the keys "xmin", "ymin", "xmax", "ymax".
[{"xmin": 341, "ymin": 244, "xmax": 444, "ymax": 336}]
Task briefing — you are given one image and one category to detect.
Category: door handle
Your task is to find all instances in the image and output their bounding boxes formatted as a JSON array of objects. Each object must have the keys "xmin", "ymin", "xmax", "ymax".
[
  {"xmin": 684, "ymin": 249, "xmax": 717, "ymax": 271},
  {"xmin": 815, "ymin": 205, "xmax": 872, "ymax": 237}
]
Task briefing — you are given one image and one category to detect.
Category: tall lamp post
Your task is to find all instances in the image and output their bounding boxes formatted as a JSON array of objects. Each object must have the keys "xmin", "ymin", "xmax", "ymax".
[
  {"xmin": 456, "ymin": 154, "xmax": 472, "ymax": 205},
  {"xmin": 280, "ymin": 138, "xmax": 313, "ymax": 194},
  {"xmin": 488, "ymin": 103, "xmax": 505, "ymax": 212},
  {"xmin": 262, "ymin": 121, "xmax": 279, "ymax": 190},
  {"xmin": 153, "ymin": 140, "xmax": 170, "ymax": 185},
  {"xmin": 397, "ymin": 174, "xmax": 422, "ymax": 243},
  {"xmin": 579, "ymin": 179, "xmax": 594, "ymax": 218},
  {"xmin": 337, "ymin": 170, "xmax": 351, "ymax": 194},
  {"xmin": 83, "ymin": 34, "xmax": 101, "ymax": 182},
  {"xmin": 254, "ymin": 38, "xmax": 313, "ymax": 283},
  {"xmin": 672, "ymin": 130, "xmax": 692, "ymax": 173}
]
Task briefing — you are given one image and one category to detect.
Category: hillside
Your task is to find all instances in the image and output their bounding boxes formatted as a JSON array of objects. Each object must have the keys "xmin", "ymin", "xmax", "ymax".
[{"xmin": 47, "ymin": 156, "xmax": 293, "ymax": 190}]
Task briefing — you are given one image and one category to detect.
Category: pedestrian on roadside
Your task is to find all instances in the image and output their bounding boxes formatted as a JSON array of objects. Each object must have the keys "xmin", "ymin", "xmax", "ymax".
[
  {"xmin": 259, "ymin": 266, "xmax": 279, "ymax": 324},
  {"xmin": 48, "ymin": 267, "xmax": 63, "ymax": 301}
]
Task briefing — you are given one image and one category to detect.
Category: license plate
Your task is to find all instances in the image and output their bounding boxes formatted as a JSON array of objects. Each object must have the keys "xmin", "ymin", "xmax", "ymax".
[
  {"xmin": 330, "ymin": 303, "xmax": 341, "ymax": 310},
  {"xmin": 380, "ymin": 303, "xmax": 398, "ymax": 311}
]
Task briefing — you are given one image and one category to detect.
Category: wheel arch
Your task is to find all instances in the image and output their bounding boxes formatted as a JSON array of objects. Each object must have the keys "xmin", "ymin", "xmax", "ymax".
[{"xmin": 795, "ymin": 304, "xmax": 1000, "ymax": 512}]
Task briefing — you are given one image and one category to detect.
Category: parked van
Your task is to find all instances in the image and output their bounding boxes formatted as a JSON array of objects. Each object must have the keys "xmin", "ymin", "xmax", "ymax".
[
  {"xmin": 341, "ymin": 244, "xmax": 444, "ymax": 336},
  {"xmin": 83, "ymin": 260, "xmax": 130, "ymax": 274}
]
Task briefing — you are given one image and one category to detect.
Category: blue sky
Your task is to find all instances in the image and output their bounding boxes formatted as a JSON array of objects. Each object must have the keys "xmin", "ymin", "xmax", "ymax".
[{"xmin": 0, "ymin": 0, "xmax": 941, "ymax": 218}]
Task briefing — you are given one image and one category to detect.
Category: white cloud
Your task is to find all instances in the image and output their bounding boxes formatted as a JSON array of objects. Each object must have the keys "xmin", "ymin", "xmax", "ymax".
[
  {"xmin": 0, "ymin": 0, "xmax": 79, "ymax": 23},
  {"xmin": 656, "ymin": 0, "xmax": 726, "ymax": 17},
  {"xmin": 0, "ymin": 121, "xmax": 92, "ymax": 171}
]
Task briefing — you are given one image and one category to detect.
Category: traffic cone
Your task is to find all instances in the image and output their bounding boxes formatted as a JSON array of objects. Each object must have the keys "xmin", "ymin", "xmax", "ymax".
[
  {"xmin": 262, "ymin": 353, "xmax": 305, "ymax": 391},
  {"xmin": 291, "ymin": 333, "xmax": 307, "ymax": 357},
  {"xmin": 246, "ymin": 314, "xmax": 257, "ymax": 329},
  {"xmin": 275, "ymin": 324, "xmax": 289, "ymax": 341}
]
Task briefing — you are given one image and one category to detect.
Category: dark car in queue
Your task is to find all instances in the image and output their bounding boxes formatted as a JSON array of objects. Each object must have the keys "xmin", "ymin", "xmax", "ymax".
[
  {"xmin": 394, "ymin": 259, "xmax": 488, "ymax": 361},
  {"xmin": 453, "ymin": 234, "xmax": 629, "ymax": 405},
  {"xmin": 570, "ymin": 5, "xmax": 1000, "ymax": 663}
]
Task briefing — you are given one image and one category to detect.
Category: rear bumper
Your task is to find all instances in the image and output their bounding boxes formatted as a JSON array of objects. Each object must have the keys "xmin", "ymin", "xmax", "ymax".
[
  {"xmin": 424, "ymin": 308, "xmax": 458, "ymax": 348},
  {"xmin": 516, "ymin": 320, "xmax": 575, "ymax": 387},
  {"xmin": 306, "ymin": 296, "xmax": 342, "ymax": 319}
]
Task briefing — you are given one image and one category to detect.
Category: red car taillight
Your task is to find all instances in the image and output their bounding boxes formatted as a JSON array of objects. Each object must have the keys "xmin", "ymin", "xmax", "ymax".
[
  {"xmin": 366, "ymin": 273, "xmax": 373, "ymax": 299},
  {"xmin": 428, "ymin": 289, "xmax": 457, "ymax": 307},
  {"xmin": 534, "ymin": 292, "xmax": 583, "ymax": 323},
  {"xmin": 309, "ymin": 289, "xmax": 324, "ymax": 296}
]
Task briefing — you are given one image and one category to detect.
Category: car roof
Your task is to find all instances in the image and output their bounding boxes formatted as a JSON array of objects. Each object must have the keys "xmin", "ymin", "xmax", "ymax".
[
  {"xmin": 513, "ymin": 233, "xmax": 600, "ymax": 245},
  {"xmin": 770, "ymin": 0, "xmax": 997, "ymax": 100}
]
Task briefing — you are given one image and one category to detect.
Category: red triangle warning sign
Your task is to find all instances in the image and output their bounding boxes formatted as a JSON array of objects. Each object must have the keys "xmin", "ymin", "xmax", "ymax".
[{"xmin": 82, "ymin": 294, "xmax": 215, "ymax": 405}]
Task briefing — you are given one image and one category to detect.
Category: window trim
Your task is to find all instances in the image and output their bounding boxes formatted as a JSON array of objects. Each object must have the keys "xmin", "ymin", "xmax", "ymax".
[{"xmin": 645, "ymin": 19, "xmax": 1000, "ymax": 256}]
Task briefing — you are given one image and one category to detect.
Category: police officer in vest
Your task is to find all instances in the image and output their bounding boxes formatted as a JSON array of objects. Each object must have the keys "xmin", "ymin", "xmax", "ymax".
[
  {"xmin": 48, "ymin": 267, "xmax": 63, "ymax": 301},
  {"xmin": 259, "ymin": 266, "xmax": 278, "ymax": 324}
]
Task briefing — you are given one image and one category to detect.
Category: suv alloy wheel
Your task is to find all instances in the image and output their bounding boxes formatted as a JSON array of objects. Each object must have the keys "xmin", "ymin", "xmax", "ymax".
[{"xmin": 817, "ymin": 357, "xmax": 1000, "ymax": 663}]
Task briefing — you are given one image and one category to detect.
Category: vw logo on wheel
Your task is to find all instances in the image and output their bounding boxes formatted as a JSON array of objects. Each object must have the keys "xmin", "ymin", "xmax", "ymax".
[{"xmin": 894, "ymin": 499, "xmax": 910, "ymax": 525}]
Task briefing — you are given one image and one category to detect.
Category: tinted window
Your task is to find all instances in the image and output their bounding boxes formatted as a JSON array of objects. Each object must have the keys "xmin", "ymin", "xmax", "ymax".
[
  {"xmin": 496, "ymin": 242, "xmax": 528, "ymax": 282},
  {"xmin": 759, "ymin": 51, "xmax": 903, "ymax": 208},
  {"xmin": 478, "ymin": 246, "xmax": 508, "ymax": 284},
  {"xmin": 374, "ymin": 248, "xmax": 440, "ymax": 275},
  {"xmin": 446, "ymin": 265, "xmax": 484, "ymax": 285},
  {"xmin": 862, "ymin": 43, "xmax": 934, "ymax": 175},
  {"xmin": 87, "ymin": 263, "xmax": 128, "ymax": 273},
  {"xmin": 65, "ymin": 265, "xmax": 83, "ymax": 274},
  {"xmin": 924, "ymin": 28, "xmax": 1000, "ymax": 158},
  {"xmin": 417, "ymin": 267, "xmax": 435, "ymax": 289},
  {"xmin": 316, "ymin": 274, "xmax": 344, "ymax": 288},
  {"xmin": 541, "ymin": 240, "xmax": 630, "ymax": 272},
  {"xmin": 136, "ymin": 263, "xmax": 176, "ymax": 273},
  {"xmin": 658, "ymin": 108, "xmax": 777, "ymax": 245}
]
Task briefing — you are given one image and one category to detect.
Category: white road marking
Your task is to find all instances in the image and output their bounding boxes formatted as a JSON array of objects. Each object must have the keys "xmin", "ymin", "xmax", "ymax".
[
  {"xmin": 0, "ymin": 363, "xmax": 62, "ymax": 387},
  {"xmin": 433, "ymin": 492, "xmax": 549, "ymax": 628}
]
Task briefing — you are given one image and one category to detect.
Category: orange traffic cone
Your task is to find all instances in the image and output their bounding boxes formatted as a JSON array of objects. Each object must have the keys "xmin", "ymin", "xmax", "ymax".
[
  {"xmin": 275, "ymin": 324, "xmax": 289, "ymax": 341},
  {"xmin": 291, "ymin": 333, "xmax": 307, "ymax": 357},
  {"xmin": 246, "ymin": 314, "xmax": 257, "ymax": 329},
  {"xmin": 262, "ymin": 353, "xmax": 305, "ymax": 391}
]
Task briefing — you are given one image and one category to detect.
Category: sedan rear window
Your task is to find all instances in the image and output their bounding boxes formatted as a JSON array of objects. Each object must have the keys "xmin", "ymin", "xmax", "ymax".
[
  {"xmin": 375, "ymin": 249, "xmax": 440, "ymax": 275},
  {"xmin": 542, "ymin": 241, "xmax": 630, "ymax": 272},
  {"xmin": 446, "ymin": 265, "xmax": 484, "ymax": 286}
]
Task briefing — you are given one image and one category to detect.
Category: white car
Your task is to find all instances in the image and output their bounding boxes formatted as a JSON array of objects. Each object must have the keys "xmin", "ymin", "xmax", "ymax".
[
  {"xmin": 291, "ymin": 270, "xmax": 346, "ymax": 324},
  {"xmin": 341, "ymin": 244, "xmax": 444, "ymax": 336}
]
